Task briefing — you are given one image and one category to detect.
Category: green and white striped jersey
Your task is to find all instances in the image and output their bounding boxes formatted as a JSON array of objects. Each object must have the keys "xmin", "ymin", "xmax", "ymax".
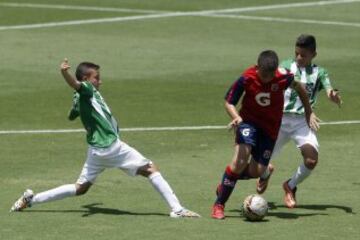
[
  {"xmin": 281, "ymin": 58, "xmax": 332, "ymax": 114},
  {"xmin": 68, "ymin": 81, "xmax": 119, "ymax": 148}
]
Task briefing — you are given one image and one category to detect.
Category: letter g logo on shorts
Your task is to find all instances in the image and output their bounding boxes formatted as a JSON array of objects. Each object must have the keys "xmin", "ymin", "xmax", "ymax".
[{"xmin": 242, "ymin": 128, "xmax": 250, "ymax": 136}]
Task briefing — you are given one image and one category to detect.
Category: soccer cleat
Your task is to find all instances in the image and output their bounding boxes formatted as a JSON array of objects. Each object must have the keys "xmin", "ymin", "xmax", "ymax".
[
  {"xmin": 211, "ymin": 204, "xmax": 225, "ymax": 220},
  {"xmin": 10, "ymin": 189, "xmax": 34, "ymax": 212},
  {"xmin": 283, "ymin": 180, "xmax": 297, "ymax": 208},
  {"xmin": 256, "ymin": 164, "xmax": 275, "ymax": 194},
  {"xmin": 170, "ymin": 208, "xmax": 201, "ymax": 218}
]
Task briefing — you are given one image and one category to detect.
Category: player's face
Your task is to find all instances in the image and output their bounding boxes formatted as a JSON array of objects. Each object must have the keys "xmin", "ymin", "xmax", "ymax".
[
  {"xmin": 295, "ymin": 47, "xmax": 316, "ymax": 68},
  {"xmin": 257, "ymin": 68, "xmax": 275, "ymax": 83},
  {"xmin": 85, "ymin": 69, "xmax": 102, "ymax": 90}
]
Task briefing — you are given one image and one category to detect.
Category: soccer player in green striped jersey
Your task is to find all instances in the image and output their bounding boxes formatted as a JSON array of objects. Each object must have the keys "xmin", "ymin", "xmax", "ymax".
[
  {"xmin": 10, "ymin": 59, "xmax": 200, "ymax": 218},
  {"xmin": 256, "ymin": 34, "xmax": 342, "ymax": 208}
]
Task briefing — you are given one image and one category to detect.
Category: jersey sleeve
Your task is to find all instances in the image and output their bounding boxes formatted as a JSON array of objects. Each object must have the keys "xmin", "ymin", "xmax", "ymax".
[
  {"xmin": 77, "ymin": 81, "xmax": 94, "ymax": 97},
  {"xmin": 225, "ymin": 76, "xmax": 245, "ymax": 105},
  {"xmin": 278, "ymin": 67, "xmax": 294, "ymax": 89},
  {"xmin": 284, "ymin": 73, "xmax": 294, "ymax": 89},
  {"xmin": 68, "ymin": 92, "xmax": 80, "ymax": 121},
  {"xmin": 318, "ymin": 68, "xmax": 332, "ymax": 91}
]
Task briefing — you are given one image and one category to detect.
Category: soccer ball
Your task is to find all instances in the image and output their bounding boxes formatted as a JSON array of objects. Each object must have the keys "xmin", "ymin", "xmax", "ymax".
[{"xmin": 242, "ymin": 194, "xmax": 268, "ymax": 221}]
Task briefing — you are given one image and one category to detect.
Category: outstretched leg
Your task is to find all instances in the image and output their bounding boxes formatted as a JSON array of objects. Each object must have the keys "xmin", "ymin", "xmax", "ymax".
[
  {"xmin": 137, "ymin": 163, "xmax": 200, "ymax": 218},
  {"xmin": 10, "ymin": 183, "xmax": 91, "ymax": 212}
]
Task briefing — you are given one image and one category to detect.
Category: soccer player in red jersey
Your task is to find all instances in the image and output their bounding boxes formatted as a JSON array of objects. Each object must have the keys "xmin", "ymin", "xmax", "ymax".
[{"xmin": 211, "ymin": 50, "xmax": 319, "ymax": 220}]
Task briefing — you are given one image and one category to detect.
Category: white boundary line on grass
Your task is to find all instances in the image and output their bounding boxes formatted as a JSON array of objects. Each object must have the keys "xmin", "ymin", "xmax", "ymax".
[
  {"xmin": 0, "ymin": 120, "xmax": 359, "ymax": 135},
  {"xmin": 194, "ymin": 0, "xmax": 360, "ymax": 14},
  {"xmin": 2, "ymin": 0, "xmax": 358, "ymax": 14},
  {"xmin": 0, "ymin": 0, "xmax": 359, "ymax": 31},
  {"xmin": 204, "ymin": 14, "xmax": 360, "ymax": 27},
  {"xmin": 0, "ymin": 12, "xmax": 189, "ymax": 31}
]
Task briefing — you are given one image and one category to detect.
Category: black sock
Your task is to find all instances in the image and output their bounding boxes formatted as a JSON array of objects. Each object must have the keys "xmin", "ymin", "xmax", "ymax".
[{"xmin": 215, "ymin": 166, "xmax": 239, "ymax": 205}]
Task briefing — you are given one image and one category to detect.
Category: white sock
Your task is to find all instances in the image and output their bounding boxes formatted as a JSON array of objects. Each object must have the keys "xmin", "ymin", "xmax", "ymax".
[
  {"xmin": 31, "ymin": 184, "xmax": 77, "ymax": 205},
  {"xmin": 148, "ymin": 172, "xmax": 183, "ymax": 212},
  {"xmin": 288, "ymin": 164, "xmax": 312, "ymax": 189}
]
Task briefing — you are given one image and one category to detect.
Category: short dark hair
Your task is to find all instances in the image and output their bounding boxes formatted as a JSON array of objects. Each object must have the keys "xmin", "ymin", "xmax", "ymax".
[
  {"xmin": 257, "ymin": 50, "xmax": 279, "ymax": 72},
  {"xmin": 75, "ymin": 62, "xmax": 100, "ymax": 81},
  {"xmin": 296, "ymin": 34, "xmax": 316, "ymax": 52}
]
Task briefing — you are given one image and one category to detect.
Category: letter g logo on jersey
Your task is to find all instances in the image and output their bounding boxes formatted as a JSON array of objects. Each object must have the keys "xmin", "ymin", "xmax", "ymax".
[{"xmin": 255, "ymin": 92, "xmax": 271, "ymax": 106}]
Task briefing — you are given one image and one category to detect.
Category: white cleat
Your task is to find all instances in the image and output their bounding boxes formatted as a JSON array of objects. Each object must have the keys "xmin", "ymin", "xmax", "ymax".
[
  {"xmin": 170, "ymin": 208, "xmax": 201, "ymax": 218},
  {"xmin": 10, "ymin": 189, "xmax": 34, "ymax": 212}
]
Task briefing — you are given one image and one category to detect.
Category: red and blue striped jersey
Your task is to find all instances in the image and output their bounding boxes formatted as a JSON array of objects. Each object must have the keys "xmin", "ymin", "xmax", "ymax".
[{"xmin": 225, "ymin": 66, "xmax": 294, "ymax": 140}]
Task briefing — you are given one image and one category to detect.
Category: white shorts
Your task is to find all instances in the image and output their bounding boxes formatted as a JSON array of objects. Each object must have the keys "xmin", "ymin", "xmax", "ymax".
[
  {"xmin": 77, "ymin": 139, "xmax": 151, "ymax": 184},
  {"xmin": 272, "ymin": 113, "xmax": 319, "ymax": 158}
]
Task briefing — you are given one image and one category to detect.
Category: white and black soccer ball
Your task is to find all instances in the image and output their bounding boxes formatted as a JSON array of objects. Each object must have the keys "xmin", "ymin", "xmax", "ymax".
[{"xmin": 242, "ymin": 194, "xmax": 268, "ymax": 221}]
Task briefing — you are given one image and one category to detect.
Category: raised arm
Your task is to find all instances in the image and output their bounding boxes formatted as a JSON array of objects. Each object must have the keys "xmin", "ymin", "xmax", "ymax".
[
  {"xmin": 291, "ymin": 81, "xmax": 320, "ymax": 131},
  {"xmin": 60, "ymin": 58, "xmax": 81, "ymax": 91}
]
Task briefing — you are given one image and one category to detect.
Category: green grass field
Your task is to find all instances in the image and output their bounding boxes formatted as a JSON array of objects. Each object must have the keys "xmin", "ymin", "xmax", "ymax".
[{"xmin": 1, "ymin": 0, "xmax": 359, "ymax": 239}]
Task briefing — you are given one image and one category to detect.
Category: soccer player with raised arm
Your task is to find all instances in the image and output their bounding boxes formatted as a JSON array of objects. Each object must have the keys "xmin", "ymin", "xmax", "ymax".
[
  {"xmin": 256, "ymin": 34, "xmax": 342, "ymax": 208},
  {"xmin": 211, "ymin": 50, "xmax": 319, "ymax": 220},
  {"xmin": 10, "ymin": 59, "xmax": 200, "ymax": 218}
]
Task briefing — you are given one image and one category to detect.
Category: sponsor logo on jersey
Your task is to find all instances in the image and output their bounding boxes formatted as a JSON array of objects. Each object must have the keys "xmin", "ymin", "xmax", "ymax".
[
  {"xmin": 255, "ymin": 92, "xmax": 271, "ymax": 106},
  {"xmin": 305, "ymin": 82, "xmax": 314, "ymax": 94},
  {"xmin": 271, "ymin": 83, "xmax": 279, "ymax": 92}
]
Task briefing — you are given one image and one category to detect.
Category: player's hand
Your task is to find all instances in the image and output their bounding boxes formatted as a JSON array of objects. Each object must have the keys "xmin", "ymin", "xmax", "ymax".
[
  {"xmin": 60, "ymin": 58, "xmax": 71, "ymax": 72},
  {"xmin": 227, "ymin": 116, "xmax": 242, "ymax": 131},
  {"xmin": 329, "ymin": 89, "xmax": 342, "ymax": 108},
  {"xmin": 308, "ymin": 112, "xmax": 321, "ymax": 132}
]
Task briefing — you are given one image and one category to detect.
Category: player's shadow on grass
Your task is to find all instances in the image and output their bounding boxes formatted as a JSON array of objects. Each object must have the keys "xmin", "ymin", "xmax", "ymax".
[
  {"xmin": 226, "ymin": 211, "xmax": 270, "ymax": 222},
  {"xmin": 25, "ymin": 203, "xmax": 168, "ymax": 217},
  {"xmin": 229, "ymin": 202, "xmax": 354, "ymax": 220},
  {"xmin": 266, "ymin": 202, "xmax": 354, "ymax": 219},
  {"xmin": 267, "ymin": 211, "xmax": 328, "ymax": 219},
  {"xmin": 80, "ymin": 203, "xmax": 168, "ymax": 217},
  {"xmin": 229, "ymin": 208, "xmax": 327, "ymax": 219},
  {"xmin": 269, "ymin": 202, "xmax": 354, "ymax": 214}
]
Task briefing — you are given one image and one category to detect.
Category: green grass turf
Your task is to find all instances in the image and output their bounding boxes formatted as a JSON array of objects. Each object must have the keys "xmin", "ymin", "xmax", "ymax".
[
  {"xmin": 1, "ymin": 127, "xmax": 359, "ymax": 240},
  {"xmin": 0, "ymin": 1, "xmax": 359, "ymax": 239}
]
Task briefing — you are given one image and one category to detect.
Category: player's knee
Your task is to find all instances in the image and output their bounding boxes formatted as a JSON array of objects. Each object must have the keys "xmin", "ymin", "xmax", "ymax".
[
  {"xmin": 75, "ymin": 183, "xmax": 91, "ymax": 196},
  {"xmin": 231, "ymin": 157, "xmax": 248, "ymax": 173},
  {"xmin": 301, "ymin": 144, "xmax": 318, "ymax": 169},
  {"xmin": 137, "ymin": 163, "xmax": 158, "ymax": 177},
  {"xmin": 248, "ymin": 170, "xmax": 261, "ymax": 178},
  {"xmin": 231, "ymin": 162, "xmax": 245, "ymax": 174},
  {"xmin": 304, "ymin": 158, "xmax": 318, "ymax": 170},
  {"xmin": 252, "ymin": 165, "xmax": 267, "ymax": 178},
  {"xmin": 76, "ymin": 187, "xmax": 89, "ymax": 196}
]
